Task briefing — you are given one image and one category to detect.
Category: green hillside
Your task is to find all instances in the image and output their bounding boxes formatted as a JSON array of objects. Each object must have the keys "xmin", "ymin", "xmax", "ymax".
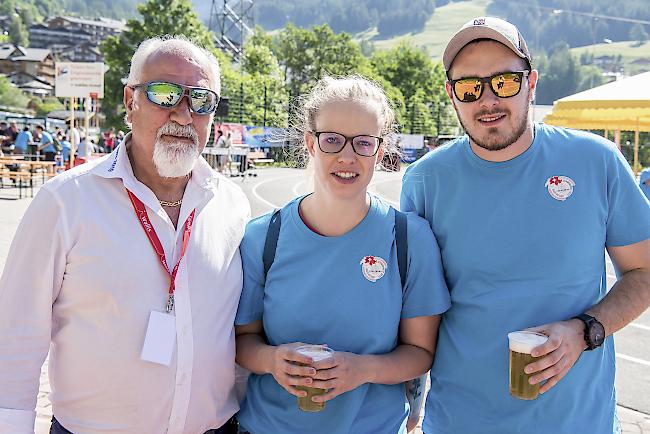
[
  {"xmin": 571, "ymin": 41, "xmax": 650, "ymax": 75},
  {"xmin": 361, "ymin": 0, "xmax": 491, "ymax": 61}
]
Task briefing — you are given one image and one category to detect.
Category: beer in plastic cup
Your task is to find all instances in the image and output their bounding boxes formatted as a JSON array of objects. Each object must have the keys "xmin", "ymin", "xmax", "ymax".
[
  {"xmin": 507, "ymin": 331, "xmax": 548, "ymax": 400},
  {"xmin": 294, "ymin": 345, "xmax": 334, "ymax": 412}
]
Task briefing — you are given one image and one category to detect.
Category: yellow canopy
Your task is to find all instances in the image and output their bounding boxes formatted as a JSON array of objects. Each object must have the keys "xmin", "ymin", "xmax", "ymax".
[
  {"xmin": 544, "ymin": 71, "xmax": 650, "ymax": 132},
  {"xmin": 544, "ymin": 71, "xmax": 650, "ymax": 171}
]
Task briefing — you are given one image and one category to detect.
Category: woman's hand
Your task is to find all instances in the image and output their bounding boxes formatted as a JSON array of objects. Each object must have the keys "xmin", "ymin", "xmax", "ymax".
[
  {"xmin": 309, "ymin": 351, "xmax": 368, "ymax": 403},
  {"xmin": 269, "ymin": 342, "xmax": 318, "ymax": 397}
]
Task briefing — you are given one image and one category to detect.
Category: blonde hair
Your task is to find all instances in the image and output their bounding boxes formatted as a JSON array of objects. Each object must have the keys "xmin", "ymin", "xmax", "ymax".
[{"xmin": 302, "ymin": 75, "xmax": 396, "ymax": 139}]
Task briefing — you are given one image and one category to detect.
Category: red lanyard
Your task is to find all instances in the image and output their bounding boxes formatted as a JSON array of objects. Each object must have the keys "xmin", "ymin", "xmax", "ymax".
[{"xmin": 126, "ymin": 188, "xmax": 195, "ymax": 313}]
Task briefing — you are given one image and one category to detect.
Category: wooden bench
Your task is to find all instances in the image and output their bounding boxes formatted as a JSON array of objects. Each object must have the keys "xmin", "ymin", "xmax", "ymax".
[
  {"xmin": 0, "ymin": 170, "xmax": 35, "ymax": 198},
  {"xmin": 247, "ymin": 151, "xmax": 275, "ymax": 166}
]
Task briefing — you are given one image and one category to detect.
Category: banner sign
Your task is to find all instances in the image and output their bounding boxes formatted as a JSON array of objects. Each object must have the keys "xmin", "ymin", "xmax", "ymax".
[
  {"xmin": 244, "ymin": 125, "xmax": 286, "ymax": 147},
  {"xmin": 55, "ymin": 62, "xmax": 104, "ymax": 98}
]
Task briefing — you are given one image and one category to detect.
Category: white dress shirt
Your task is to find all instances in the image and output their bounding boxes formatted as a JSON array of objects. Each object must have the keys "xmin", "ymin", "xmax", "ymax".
[{"xmin": 0, "ymin": 135, "xmax": 250, "ymax": 434}]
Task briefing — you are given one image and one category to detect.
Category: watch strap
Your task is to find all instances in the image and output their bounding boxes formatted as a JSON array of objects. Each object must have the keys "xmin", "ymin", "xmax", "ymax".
[{"xmin": 572, "ymin": 313, "xmax": 598, "ymax": 350}]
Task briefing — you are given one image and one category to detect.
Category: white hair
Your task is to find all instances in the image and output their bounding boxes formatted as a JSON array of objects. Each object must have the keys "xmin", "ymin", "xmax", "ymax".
[{"xmin": 127, "ymin": 35, "xmax": 221, "ymax": 95}]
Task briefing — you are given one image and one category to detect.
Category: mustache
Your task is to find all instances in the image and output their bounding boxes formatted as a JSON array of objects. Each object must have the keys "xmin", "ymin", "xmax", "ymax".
[
  {"xmin": 475, "ymin": 108, "xmax": 510, "ymax": 118},
  {"xmin": 156, "ymin": 122, "xmax": 199, "ymax": 144}
]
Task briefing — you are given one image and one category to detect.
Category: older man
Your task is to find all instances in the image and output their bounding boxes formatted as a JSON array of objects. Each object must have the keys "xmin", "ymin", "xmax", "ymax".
[
  {"xmin": 401, "ymin": 17, "xmax": 650, "ymax": 434},
  {"xmin": 0, "ymin": 36, "xmax": 249, "ymax": 434}
]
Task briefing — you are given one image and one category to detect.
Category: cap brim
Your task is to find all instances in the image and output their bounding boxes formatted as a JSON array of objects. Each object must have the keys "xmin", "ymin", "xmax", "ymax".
[{"xmin": 443, "ymin": 27, "xmax": 527, "ymax": 71}]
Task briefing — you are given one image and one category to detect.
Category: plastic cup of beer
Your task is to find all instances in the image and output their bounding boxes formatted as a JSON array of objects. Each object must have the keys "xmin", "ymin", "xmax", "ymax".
[
  {"xmin": 294, "ymin": 345, "xmax": 334, "ymax": 412},
  {"xmin": 507, "ymin": 331, "xmax": 548, "ymax": 400}
]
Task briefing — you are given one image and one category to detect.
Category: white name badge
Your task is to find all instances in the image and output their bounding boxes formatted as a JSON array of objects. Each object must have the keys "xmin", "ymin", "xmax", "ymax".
[{"xmin": 141, "ymin": 311, "xmax": 176, "ymax": 366}]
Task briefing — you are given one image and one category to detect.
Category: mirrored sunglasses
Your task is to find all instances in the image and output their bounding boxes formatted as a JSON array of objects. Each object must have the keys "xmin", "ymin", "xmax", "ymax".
[
  {"xmin": 313, "ymin": 131, "xmax": 382, "ymax": 157},
  {"xmin": 450, "ymin": 71, "xmax": 529, "ymax": 103},
  {"xmin": 131, "ymin": 81, "xmax": 220, "ymax": 114}
]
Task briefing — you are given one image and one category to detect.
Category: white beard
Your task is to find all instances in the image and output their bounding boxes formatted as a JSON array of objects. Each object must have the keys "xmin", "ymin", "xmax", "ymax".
[{"xmin": 152, "ymin": 122, "xmax": 200, "ymax": 178}]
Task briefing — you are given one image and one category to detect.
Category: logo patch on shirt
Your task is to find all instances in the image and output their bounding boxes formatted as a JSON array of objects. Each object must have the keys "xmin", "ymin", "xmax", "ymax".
[
  {"xmin": 545, "ymin": 175, "xmax": 575, "ymax": 201},
  {"xmin": 360, "ymin": 255, "xmax": 387, "ymax": 282}
]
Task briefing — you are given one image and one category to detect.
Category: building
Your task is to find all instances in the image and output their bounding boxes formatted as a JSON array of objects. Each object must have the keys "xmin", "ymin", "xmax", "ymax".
[
  {"xmin": 29, "ymin": 16, "xmax": 124, "ymax": 50},
  {"xmin": 57, "ymin": 42, "xmax": 103, "ymax": 63},
  {"xmin": 5, "ymin": 71, "xmax": 54, "ymax": 96},
  {"xmin": 29, "ymin": 23, "xmax": 94, "ymax": 53},
  {"xmin": 0, "ymin": 44, "xmax": 55, "ymax": 85}
]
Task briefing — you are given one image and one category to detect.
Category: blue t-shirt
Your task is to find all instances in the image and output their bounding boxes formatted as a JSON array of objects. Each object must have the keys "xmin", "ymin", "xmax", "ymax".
[
  {"xmin": 61, "ymin": 140, "xmax": 71, "ymax": 162},
  {"xmin": 639, "ymin": 168, "xmax": 650, "ymax": 201},
  {"xmin": 401, "ymin": 123, "xmax": 650, "ymax": 434},
  {"xmin": 235, "ymin": 195, "xmax": 450, "ymax": 434},
  {"xmin": 14, "ymin": 131, "xmax": 32, "ymax": 153},
  {"xmin": 40, "ymin": 131, "xmax": 55, "ymax": 153}
]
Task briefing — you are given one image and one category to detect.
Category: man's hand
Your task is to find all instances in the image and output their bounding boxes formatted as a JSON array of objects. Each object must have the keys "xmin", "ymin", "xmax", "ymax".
[
  {"xmin": 310, "ymin": 351, "xmax": 367, "ymax": 402},
  {"xmin": 269, "ymin": 342, "xmax": 317, "ymax": 398},
  {"xmin": 524, "ymin": 319, "xmax": 587, "ymax": 394}
]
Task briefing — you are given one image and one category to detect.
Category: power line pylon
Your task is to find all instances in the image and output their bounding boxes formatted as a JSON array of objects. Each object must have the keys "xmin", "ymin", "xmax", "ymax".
[{"xmin": 209, "ymin": 0, "xmax": 254, "ymax": 63}]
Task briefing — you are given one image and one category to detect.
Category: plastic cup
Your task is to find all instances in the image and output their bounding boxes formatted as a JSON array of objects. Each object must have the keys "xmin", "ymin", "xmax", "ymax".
[
  {"xmin": 294, "ymin": 345, "xmax": 334, "ymax": 412},
  {"xmin": 507, "ymin": 331, "xmax": 548, "ymax": 400}
]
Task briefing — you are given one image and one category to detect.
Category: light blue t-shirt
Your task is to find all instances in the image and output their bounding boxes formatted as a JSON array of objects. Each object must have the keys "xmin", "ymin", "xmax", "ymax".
[
  {"xmin": 401, "ymin": 123, "xmax": 650, "ymax": 434},
  {"xmin": 235, "ymin": 195, "xmax": 451, "ymax": 434},
  {"xmin": 639, "ymin": 168, "xmax": 650, "ymax": 201},
  {"xmin": 61, "ymin": 140, "xmax": 71, "ymax": 162},
  {"xmin": 14, "ymin": 131, "xmax": 32, "ymax": 153},
  {"xmin": 39, "ymin": 131, "xmax": 54, "ymax": 153}
]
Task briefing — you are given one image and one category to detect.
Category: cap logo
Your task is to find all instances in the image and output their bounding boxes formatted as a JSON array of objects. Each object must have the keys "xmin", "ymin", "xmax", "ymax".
[{"xmin": 473, "ymin": 18, "xmax": 485, "ymax": 26}]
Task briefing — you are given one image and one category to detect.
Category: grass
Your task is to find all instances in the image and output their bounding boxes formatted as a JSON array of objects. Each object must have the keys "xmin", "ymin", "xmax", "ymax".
[
  {"xmin": 361, "ymin": 0, "xmax": 491, "ymax": 60},
  {"xmin": 570, "ymin": 40, "xmax": 650, "ymax": 75}
]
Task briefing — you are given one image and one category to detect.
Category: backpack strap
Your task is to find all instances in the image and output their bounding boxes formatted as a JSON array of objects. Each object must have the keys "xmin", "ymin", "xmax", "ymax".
[
  {"xmin": 263, "ymin": 207, "xmax": 408, "ymax": 289},
  {"xmin": 262, "ymin": 209, "xmax": 282, "ymax": 281},
  {"xmin": 394, "ymin": 209, "xmax": 408, "ymax": 291}
]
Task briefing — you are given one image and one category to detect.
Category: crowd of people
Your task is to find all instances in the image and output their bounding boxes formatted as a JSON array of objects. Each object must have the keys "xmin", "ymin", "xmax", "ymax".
[
  {"xmin": 0, "ymin": 120, "xmax": 125, "ymax": 169},
  {"xmin": 0, "ymin": 17, "xmax": 649, "ymax": 434}
]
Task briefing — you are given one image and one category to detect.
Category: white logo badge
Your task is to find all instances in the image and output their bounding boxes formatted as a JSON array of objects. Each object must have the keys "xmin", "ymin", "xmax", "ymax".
[
  {"xmin": 545, "ymin": 176, "xmax": 575, "ymax": 201},
  {"xmin": 360, "ymin": 255, "xmax": 387, "ymax": 282}
]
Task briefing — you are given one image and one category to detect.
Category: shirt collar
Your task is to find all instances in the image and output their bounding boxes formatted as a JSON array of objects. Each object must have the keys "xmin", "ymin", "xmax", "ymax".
[{"xmin": 91, "ymin": 132, "xmax": 220, "ymax": 192}]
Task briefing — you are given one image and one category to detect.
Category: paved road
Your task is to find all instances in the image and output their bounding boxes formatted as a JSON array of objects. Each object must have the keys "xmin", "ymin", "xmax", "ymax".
[{"xmin": 1, "ymin": 166, "xmax": 649, "ymax": 433}]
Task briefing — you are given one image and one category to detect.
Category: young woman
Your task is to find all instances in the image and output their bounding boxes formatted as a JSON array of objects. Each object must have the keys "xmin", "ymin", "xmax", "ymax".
[{"xmin": 234, "ymin": 75, "xmax": 450, "ymax": 434}]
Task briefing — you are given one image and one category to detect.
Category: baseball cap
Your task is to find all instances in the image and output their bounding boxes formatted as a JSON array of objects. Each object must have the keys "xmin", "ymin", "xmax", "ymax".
[{"xmin": 443, "ymin": 17, "xmax": 532, "ymax": 73}]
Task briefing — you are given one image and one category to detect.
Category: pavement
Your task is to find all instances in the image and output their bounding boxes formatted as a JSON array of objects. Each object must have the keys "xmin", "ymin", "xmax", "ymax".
[{"xmin": 1, "ymin": 179, "xmax": 649, "ymax": 433}]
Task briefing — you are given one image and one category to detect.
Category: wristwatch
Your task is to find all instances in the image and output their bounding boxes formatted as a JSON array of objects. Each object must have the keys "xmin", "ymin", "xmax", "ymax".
[{"xmin": 572, "ymin": 313, "xmax": 605, "ymax": 350}]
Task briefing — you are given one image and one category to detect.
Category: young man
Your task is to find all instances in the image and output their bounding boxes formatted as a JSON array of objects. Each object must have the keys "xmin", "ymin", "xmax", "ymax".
[{"xmin": 401, "ymin": 17, "xmax": 650, "ymax": 434}]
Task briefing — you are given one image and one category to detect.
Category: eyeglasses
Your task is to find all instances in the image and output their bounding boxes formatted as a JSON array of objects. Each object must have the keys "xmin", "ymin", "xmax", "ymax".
[
  {"xmin": 449, "ymin": 71, "xmax": 529, "ymax": 103},
  {"xmin": 130, "ymin": 81, "xmax": 220, "ymax": 114},
  {"xmin": 311, "ymin": 131, "xmax": 382, "ymax": 157}
]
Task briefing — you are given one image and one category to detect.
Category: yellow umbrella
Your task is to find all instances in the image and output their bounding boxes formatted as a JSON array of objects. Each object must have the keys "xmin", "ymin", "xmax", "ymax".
[{"xmin": 544, "ymin": 71, "xmax": 650, "ymax": 170}]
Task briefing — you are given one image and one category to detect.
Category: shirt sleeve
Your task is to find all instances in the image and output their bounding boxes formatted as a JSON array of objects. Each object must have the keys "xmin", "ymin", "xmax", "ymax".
[
  {"xmin": 401, "ymin": 214, "xmax": 451, "ymax": 318},
  {"xmin": 0, "ymin": 188, "xmax": 68, "ymax": 431},
  {"xmin": 400, "ymin": 168, "xmax": 425, "ymax": 216},
  {"xmin": 235, "ymin": 214, "xmax": 271, "ymax": 326},
  {"xmin": 605, "ymin": 148, "xmax": 650, "ymax": 247}
]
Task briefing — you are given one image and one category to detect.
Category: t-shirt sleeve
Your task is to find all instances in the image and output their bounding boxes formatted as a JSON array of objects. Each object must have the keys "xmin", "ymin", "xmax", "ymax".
[
  {"xmin": 401, "ymin": 213, "xmax": 451, "ymax": 318},
  {"xmin": 605, "ymin": 147, "xmax": 650, "ymax": 247},
  {"xmin": 234, "ymin": 214, "xmax": 270, "ymax": 325},
  {"xmin": 400, "ymin": 168, "xmax": 426, "ymax": 217}
]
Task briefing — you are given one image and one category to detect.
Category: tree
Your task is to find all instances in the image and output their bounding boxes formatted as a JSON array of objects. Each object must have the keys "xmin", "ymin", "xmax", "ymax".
[
  {"xmin": 8, "ymin": 13, "xmax": 28, "ymax": 47},
  {"xmin": 0, "ymin": 75, "xmax": 29, "ymax": 109},
  {"xmin": 369, "ymin": 41, "xmax": 448, "ymax": 134},
  {"xmin": 226, "ymin": 33, "xmax": 288, "ymax": 127},
  {"xmin": 630, "ymin": 23, "xmax": 648, "ymax": 46},
  {"xmin": 100, "ymin": 0, "xmax": 216, "ymax": 129},
  {"xmin": 30, "ymin": 96, "xmax": 65, "ymax": 117},
  {"xmin": 274, "ymin": 23, "xmax": 368, "ymax": 96}
]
